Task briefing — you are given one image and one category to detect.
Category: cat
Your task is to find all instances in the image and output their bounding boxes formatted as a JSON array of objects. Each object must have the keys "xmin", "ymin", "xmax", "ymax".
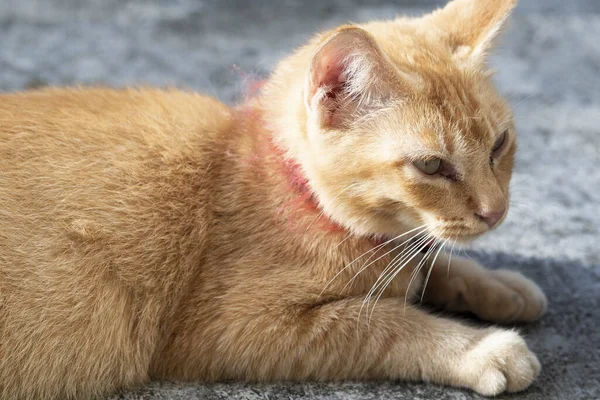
[{"xmin": 0, "ymin": 0, "xmax": 548, "ymax": 398}]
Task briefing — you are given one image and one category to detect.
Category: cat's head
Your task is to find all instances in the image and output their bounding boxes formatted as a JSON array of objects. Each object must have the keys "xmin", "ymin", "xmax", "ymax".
[{"xmin": 266, "ymin": 0, "xmax": 517, "ymax": 242}]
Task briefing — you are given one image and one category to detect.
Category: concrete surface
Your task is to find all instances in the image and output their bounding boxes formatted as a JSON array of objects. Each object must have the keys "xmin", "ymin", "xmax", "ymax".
[{"xmin": 0, "ymin": 0, "xmax": 598, "ymax": 399}]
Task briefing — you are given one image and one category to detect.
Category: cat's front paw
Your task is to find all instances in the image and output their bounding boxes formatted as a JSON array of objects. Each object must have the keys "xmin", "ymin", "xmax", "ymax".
[
  {"xmin": 462, "ymin": 330, "xmax": 541, "ymax": 396},
  {"xmin": 486, "ymin": 269, "xmax": 547, "ymax": 323},
  {"xmin": 423, "ymin": 257, "xmax": 547, "ymax": 324}
]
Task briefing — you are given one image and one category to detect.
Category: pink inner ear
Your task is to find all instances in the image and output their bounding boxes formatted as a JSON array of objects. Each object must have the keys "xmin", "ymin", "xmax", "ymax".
[{"xmin": 310, "ymin": 50, "xmax": 347, "ymax": 100}]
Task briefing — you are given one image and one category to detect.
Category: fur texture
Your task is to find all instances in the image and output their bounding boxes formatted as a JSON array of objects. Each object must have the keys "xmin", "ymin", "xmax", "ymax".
[{"xmin": 0, "ymin": 0, "xmax": 547, "ymax": 398}]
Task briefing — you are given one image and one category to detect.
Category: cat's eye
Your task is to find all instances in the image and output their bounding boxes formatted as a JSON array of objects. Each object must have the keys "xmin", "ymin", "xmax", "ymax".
[
  {"xmin": 491, "ymin": 130, "xmax": 508, "ymax": 155},
  {"xmin": 413, "ymin": 158, "xmax": 442, "ymax": 175}
]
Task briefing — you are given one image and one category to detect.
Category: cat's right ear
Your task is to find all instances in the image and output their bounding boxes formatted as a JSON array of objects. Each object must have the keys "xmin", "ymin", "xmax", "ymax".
[
  {"xmin": 427, "ymin": 0, "xmax": 518, "ymax": 66},
  {"xmin": 304, "ymin": 27, "xmax": 395, "ymax": 130}
]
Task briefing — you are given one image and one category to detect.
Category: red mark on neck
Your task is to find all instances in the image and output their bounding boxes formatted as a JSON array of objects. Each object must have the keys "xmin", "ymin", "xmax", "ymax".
[
  {"xmin": 271, "ymin": 135, "xmax": 346, "ymax": 235},
  {"xmin": 232, "ymin": 75, "xmax": 346, "ymax": 236}
]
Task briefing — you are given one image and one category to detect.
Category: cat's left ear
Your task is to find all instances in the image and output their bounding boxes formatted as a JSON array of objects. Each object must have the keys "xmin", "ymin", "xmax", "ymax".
[
  {"xmin": 305, "ymin": 26, "xmax": 397, "ymax": 129},
  {"xmin": 427, "ymin": 0, "xmax": 518, "ymax": 65}
]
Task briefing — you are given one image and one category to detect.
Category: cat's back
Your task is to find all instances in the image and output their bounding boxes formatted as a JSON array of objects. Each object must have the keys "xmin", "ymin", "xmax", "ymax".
[
  {"xmin": 0, "ymin": 88, "xmax": 234, "ymax": 399},
  {"xmin": 0, "ymin": 86, "xmax": 233, "ymax": 292},
  {"xmin": 0, "ymin": 87, "xmax": 231, "ymax": 164}
]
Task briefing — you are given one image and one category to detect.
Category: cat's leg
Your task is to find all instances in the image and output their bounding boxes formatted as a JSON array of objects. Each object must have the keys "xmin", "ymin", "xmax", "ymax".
[
  {"xmin": 421, "ymin": 253, "xmax": 547, "ymax": 323},
  {"xmin": 168, "ymin": 298, "xmax": 539, "ymax": 396}
]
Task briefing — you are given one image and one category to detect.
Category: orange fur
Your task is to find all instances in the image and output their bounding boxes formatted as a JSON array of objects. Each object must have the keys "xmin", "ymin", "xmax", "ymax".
[{"xmin": 0, "ymin": 1, "xmax": 547, "ymax": 399}]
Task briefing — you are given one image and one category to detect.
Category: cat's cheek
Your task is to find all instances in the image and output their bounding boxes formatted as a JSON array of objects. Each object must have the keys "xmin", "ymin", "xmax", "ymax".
[{"xmin": 415, "ymin": 211, "xmax": 442, "ymax": 231}]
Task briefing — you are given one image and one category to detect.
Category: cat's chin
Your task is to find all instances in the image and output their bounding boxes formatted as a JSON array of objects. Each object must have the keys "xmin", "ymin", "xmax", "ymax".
[
  {"xmin": 389, "ymin": 225, "xmax": 488, "ymax": 248},
  {"xmin": 437, "ymin": 230, "xmax": 487, "ymax": 245}
]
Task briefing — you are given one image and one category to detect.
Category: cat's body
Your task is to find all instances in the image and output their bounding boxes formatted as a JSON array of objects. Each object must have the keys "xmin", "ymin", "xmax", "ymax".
[
  {"xmin": 0, "ymin": 0, "xmax": 547, "ymax": 399},
  {"xmin": 0, "ymin": 87, "xmax": 426, "ymax": 398}
]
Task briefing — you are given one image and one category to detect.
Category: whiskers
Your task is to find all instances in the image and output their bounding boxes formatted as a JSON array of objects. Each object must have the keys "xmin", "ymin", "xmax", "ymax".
[
  {"xmin": 357, "ymin": 225, "xmax": 461, "ymax": 326},
  {"xmin": 317, "ymin": 224, "xmax": 429, "ymax": 299},
  {"xmin": 318, "ymin": 219, "xmax": 466, "ymax": 327},
  {"xmin": 363, "ymin": 228, "xmax": 439, "ymax": 323}
]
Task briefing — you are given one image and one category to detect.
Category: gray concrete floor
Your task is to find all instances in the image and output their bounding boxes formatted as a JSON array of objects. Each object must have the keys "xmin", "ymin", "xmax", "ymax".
[{"xmin": 1, "ymin": 0, "xmax": 598, "ymax": 399}]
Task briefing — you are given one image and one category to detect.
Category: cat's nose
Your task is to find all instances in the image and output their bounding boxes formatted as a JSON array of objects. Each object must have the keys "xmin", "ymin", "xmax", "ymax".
[{"xmin": 475, "ymin": 208, "xmax": 506, "ymax": 229}]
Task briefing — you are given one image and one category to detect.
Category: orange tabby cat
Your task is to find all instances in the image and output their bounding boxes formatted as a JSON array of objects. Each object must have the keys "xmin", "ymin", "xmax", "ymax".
[{"xmin": 0, "ymin": 0, "xmax": 547, "ymax": 398}]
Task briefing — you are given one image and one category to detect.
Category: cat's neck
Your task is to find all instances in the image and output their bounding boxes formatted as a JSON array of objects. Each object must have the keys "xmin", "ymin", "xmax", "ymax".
[{"xmin": 230, "ymin": 102, "xmax": 347, "ymax": 237}]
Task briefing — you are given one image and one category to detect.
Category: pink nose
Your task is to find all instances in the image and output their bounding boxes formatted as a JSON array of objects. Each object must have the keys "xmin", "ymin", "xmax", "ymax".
[{"xmin": 475, "ymin": 208, "xmax": 506, "ymax": 228}]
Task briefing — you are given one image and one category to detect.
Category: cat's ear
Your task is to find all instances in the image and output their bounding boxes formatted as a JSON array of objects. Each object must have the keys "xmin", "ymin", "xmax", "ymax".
[
  {"xmin": 428, "ymin": 0, "xmax": 517, "ymax": 64},
  {"xmin": 304, "ymin": 27, "xmax": 395, "ymax": 129}
]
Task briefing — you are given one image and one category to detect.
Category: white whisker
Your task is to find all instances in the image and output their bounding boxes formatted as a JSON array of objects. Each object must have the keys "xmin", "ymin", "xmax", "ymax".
[
  {"xmin": 403, "ymin": 236, "xmax": 441, "ymax": 314},
  {"xmin": 347, "ymin": 225, "xmax": 432, "ymax": 294},
  {"xmin": 447, "ymin": 238, "xmax": 458, "ymax": 278},
  {"xmin": 356, "ymin": 229, "xmax": 436, "ymax": 326},
  {"xmin": 366, "ymin": 230, "xmax": 437, "ymax": 322},
  {"xmin": 420, "ymin": 237, "xmax": 450, "ymax": 303},
  {"xmin": 319, "ymin": 224, "xmax": 428, "ymax": 298},
  {"xmin": 335, "ymin": 232, "xmax": 354, "ymax": 247},
  {"xmin": 363, "ymin": 230, "xmax": 434, "ymax": 307}
]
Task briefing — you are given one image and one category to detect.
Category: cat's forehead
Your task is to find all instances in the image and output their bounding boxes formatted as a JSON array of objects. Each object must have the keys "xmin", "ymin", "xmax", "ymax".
[
  {"xmin": 417, "ymin": 70, "xmax": 509, "ymax": 142},
  {"xmin": 360, "ymin": 34, "xmax": 512, "ymax": 160},
  {"xmin": 374, "ymin": 86, "xmax": 509, "ymax": 163}
]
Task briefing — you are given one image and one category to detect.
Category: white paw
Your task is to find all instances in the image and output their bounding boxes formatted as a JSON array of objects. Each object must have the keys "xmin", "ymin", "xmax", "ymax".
[{"xmin": 462, "ymin": 330, "xmax": 541, "ymax": 396}]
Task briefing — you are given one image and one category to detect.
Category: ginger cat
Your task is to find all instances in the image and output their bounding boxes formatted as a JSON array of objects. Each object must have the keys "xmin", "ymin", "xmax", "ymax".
[{"xmin": 0, "ymin": 0, "xmax": 547, "ymax": 398}]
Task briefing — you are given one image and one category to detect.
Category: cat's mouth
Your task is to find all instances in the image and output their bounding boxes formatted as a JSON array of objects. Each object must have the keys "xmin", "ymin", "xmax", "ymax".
[
  {"xmin": 406, "ymin": 229, "xmax": 478, "ymax": 254},
  {"xmin": 437, "ymin": 230, "xmax": 483, "ymax": 245}
]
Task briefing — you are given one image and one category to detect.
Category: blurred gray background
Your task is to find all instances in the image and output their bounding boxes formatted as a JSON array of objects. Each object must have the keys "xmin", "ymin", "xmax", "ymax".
[{"xmin": 1, "ymin": 0, "xmax": 598, "ymax": 399}]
